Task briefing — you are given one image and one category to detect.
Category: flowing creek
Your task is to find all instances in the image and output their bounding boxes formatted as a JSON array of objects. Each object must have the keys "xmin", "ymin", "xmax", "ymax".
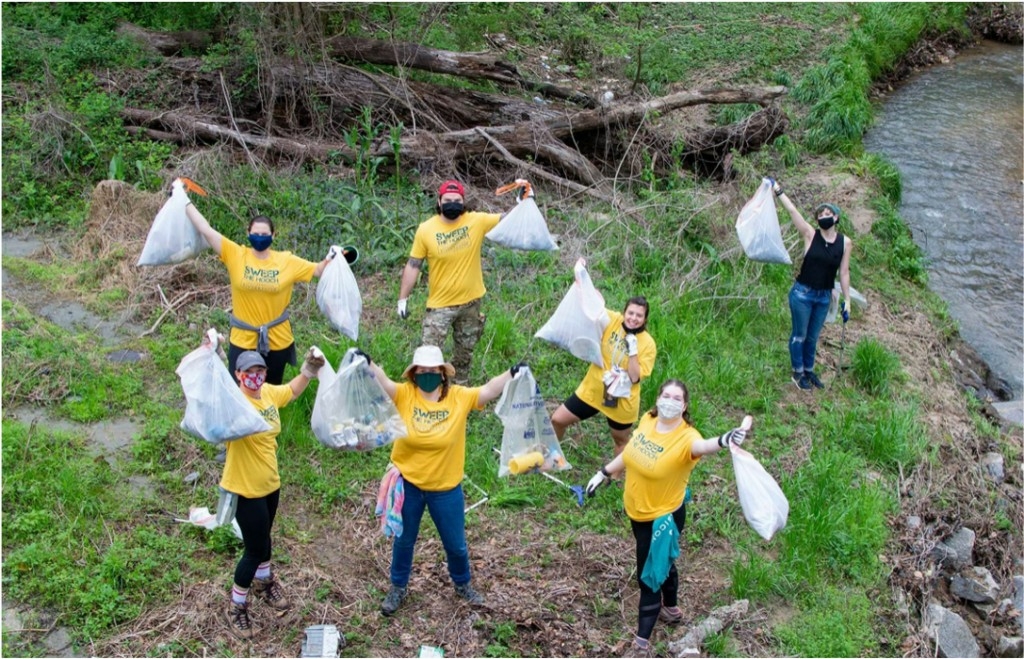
[{"xmin": 864, "ymin": 41, "xmax": 1024, "ymax": 399}]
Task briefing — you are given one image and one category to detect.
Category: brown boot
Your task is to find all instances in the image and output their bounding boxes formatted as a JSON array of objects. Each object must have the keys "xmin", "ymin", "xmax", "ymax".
[
  {"xmin": 252, "ymin": 576, "xmax": 291, "ymax": 616},
  {"xmin": 225, "ymin": 602, "xmax": 255, "ymax": 640}
]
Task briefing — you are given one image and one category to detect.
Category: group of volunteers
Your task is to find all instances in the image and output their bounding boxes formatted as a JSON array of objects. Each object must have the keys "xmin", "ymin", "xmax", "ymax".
[{"xmin": 176, "ymin": 173, "xmax": 853, "ymax": 653}]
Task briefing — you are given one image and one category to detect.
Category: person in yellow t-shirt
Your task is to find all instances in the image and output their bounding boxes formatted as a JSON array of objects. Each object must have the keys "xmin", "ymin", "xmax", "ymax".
[
  {"xmin": 396, "ymin": 179, "xmax": 532, "ymax": 382},
  {"xmin": 550, "ymin": 265, "xmax": 657, "ymax": 456},
  {"xmin": 213, "ymin": 346, "xmax": 324, "ymax": 640},
  {"xmin": 183, "ymin": 182, "xmax": 350, "ymax": 384},
  {"xmin": 365, "ymin": 344, "xmax": 523, "ymax": 616},
  {"xmin": 585, "ymin": 379, "xmax": 752, "ymax": 656}
]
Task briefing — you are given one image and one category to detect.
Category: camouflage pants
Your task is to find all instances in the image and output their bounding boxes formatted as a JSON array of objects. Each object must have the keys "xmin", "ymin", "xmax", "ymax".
[{"xmin": 421, "ymin": 299, "xmax": 484, "ymax": 384}]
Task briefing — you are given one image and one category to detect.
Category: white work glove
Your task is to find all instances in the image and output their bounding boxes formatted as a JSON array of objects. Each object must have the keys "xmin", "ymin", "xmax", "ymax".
[
  {"xmin": 301, "ymin": 346, "xmax": 325, "ymax": 379},
  {"xmin": 201, "ymin": 328, "xmax": 227, "ymax": 360},
  {"xmin": 515, "ymin": 178, "xmax": 534, "ymax": 201},
  {"xmin": 586, "ymin": 468, "xmax": 610, "ymax": 497},
  {"xmin": 326, "ymin": 245, "xmax": 342, "ymax": 261},
  {"xmin": 624, "ymin": 333, "xmax": 638, "ymax": 357},
  {"xmin": 397, "ymin": 298, "xmax": 409, "ymax": 320}
]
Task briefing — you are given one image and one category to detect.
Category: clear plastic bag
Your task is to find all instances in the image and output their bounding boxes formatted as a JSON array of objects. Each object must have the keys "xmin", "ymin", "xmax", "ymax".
[
  {"xmin": 315, "ymin": 253, "xmax": 362, "ymax": 340},
  {"xmin": 736, "ymin": 178, "xmax": 792, "ymax": 265},
  {"xmin": 535, "ymin": 263, "xmax": 609, "ymax": 367},
  {"xmin": 176, "ymin": 343, "xmax": 270, "ymax": 444},
  {"xmin": 138, "ymin": 179, "xmax": 209, "ymax": 266},
  {"xmin": 485, "ymin": 197, "xmax": 559, "ymax": 251},
  {"xmin": 825, "ymin": 283, "xmax": 868, "ymax": 323},
  {"xmin": 494, "ymin": 366, "xmax": 571, "ymax": 477},
  {"xmin": 602, "ymin": 366, "xmax": 633, "ymax": 399},
  {"xmin": 311, "ymin": 349, "xmax": 407, "ymax": 451},
  {"xmin": 730, "ymin": 444, "xmax": 789, "ymax": 540}
]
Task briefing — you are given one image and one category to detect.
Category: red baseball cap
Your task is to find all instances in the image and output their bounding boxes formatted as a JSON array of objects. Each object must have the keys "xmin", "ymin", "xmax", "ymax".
[{"xmin": 438, "ymin": 180, "xmax": 465, "ymax": 198}]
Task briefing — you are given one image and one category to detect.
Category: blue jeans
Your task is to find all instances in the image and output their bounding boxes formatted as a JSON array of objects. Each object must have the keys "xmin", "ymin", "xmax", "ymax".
[
  {"xmin": 390, "ymin": 481, "xmax": 471, "ymax": 587},
  {"xmin": 788, "ymin": 282, "xmax": 832, "ymax": 373}
]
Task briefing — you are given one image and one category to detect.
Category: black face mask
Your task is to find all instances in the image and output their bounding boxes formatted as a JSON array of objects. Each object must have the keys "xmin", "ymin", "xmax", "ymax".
[
  {"xmin": 624, "ymin": 322, "xmax": 646, "ymax": 335},
  {"xmin": 440, "ymin": 202, "xmax": 464, "ymax": 220},
  {"xmin": 817, "ymin": 216, "xmax": 836, "ymax": 230}
]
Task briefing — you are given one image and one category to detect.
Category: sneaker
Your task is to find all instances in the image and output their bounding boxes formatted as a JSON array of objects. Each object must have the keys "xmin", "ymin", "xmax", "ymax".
[
  {"xmin": 454, "ymin": 582, "xmax": 485, "ymax": 606},
  {"xmin": 805, "ymin": 371, "xmax": 825, "ymax": 389},
  {"xmin": 380, "ymin": 585, "xmax": 407, "ymax": 616},
  {"xmin": 659, "ymin": 605, "xmax": 682, "ymax": 624},
  {"xmin": 626, "ymin": 636, "xmax": 652, "ymax": 658},
  {"xmin": 252, "ymin": 576, "xmax": 291, "ymax": 616},
  {"xmin": 792, "ymin": 372, "xmax": 812, "ymax": 390},
  {"xmin": 225, "ymin": 602, "xmax": 255, "ymax": 640}
]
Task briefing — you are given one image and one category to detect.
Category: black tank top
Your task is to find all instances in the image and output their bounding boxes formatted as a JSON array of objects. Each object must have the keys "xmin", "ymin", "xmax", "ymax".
[{"xmin": 796, "ymin": 231, "xmax": 844, "ymax": 291}]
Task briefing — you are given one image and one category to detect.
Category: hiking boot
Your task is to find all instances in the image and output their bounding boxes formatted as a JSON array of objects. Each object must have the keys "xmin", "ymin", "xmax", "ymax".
[
  {"xmin": 225, "ymin": 602, "xmax": 255, "ymax": 640},
  {"xmin": 658, "ymin": 605, "xmax": 682, "ymax": 624},
  {"xmin": 624, "ymin": 636, "xmax": 652, "ymax": 658},
  {"xmin": 252, "ymin": 576, "xmax": 290, "ymax": 616},
  {"xmin": 454, "ymin": 582, "xmax": 485, "ymax": 606},
  {"xmin": 380, "ymin": 585, "xmax": 407, "ymax": 616},
  {"xmin": 791, "ymin": 372, "xmax": 811, "ymax": 390},
  {"xmin": 805, "ymin": 371, "xmax": 825, "ymax": 389}
]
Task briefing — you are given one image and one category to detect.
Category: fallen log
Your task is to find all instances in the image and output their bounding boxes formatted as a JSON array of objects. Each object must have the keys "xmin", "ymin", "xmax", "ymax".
[
  {"xmin": 668, "ymin": 599, "xmax": 749, "ymax": 658},
  {"xmin": 325, "ymin": 34, "xmax": 597, "ymax": 107}
]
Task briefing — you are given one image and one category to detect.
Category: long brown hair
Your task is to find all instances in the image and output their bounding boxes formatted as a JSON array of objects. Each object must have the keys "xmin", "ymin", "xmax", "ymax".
[{"xmin": 648, "ymin": 379, "xmax": 691, "ymax": 423}]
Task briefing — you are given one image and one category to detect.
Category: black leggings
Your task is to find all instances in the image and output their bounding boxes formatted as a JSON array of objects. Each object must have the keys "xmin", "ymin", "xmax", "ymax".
[
  {"xmin": 233, "ymin": 489, "xmax": 280, "ymax": 588},
  {"xmin": 630, "ymin": 503, "xmax": 687, "ymax": 641},
  {"xmin": 228, "ymin": 343, "xmax": 296, "ymax": 386}
]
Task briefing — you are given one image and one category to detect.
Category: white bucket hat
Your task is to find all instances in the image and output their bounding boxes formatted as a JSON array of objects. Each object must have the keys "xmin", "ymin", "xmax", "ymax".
[{"xmin": 401, "ymin": 345, "xmax": 456, "ymax": 380}]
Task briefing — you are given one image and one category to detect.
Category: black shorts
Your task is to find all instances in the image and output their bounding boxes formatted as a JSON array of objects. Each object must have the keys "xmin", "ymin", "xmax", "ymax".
[{"xmin": 563, "ymin": 393, "xmax": 633, "ymax": 431}]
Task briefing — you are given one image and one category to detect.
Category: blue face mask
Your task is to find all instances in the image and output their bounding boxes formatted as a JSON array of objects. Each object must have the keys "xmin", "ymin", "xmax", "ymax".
[
  {"xmin": 248, "ymin": 233, "xmax": 273, "ymax": 251},
  {"xmin": 414, "ymin": 372, "xmax": 443, "ymax": 393}
]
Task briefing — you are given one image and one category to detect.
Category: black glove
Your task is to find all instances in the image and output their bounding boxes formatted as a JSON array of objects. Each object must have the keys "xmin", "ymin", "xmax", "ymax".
[
  {"xmin": 769, "ymin": 177, "xmax": 783, "ymax": 197},
  {"xmin": 510, "ymin": 361, "xmax": 528, "ymax": 378},
  {"xmin": 354, "ymin": 349, "xmax": 372, "ymax": 366}
]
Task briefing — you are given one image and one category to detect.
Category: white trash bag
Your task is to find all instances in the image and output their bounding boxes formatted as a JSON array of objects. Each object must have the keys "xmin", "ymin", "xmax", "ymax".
[
  {"xmin": 485, "ymin": 197, "xmax": 558, "ymax": 251},
  {"xmin": 494, "ymin": 365, "xmax": 571, "ymax": 477},
  {"xmin": 730, "ymin": 442, "xmax": 789, "ymax": 541},
  {"xmin": 316, "ymin": 247, "xmax": 362, "ymax": 340},
  {"xmin": 138, "ymin": 178, "xmax": 209, "ymax": 266},
  {"xmin": 535, "ymin": 262, "xmax": 609, "ymax": 367},
  {"xmin": 736, "ymin": 178, "xmax": 792, "ymax": 265},
  {"xmin": 311, "ymin": 349, "xmax": 407, "ymax": 451},
  {"xmin": 176, "ymin": 333, "xmax": 270, "ymax": 444},
  {"xmin": 602, "ymin": 366, "xmax": 633, "ymax": 399},
  {"xmin": 825, "ymin": 283, "xmax": 868, "ymax": 323}
]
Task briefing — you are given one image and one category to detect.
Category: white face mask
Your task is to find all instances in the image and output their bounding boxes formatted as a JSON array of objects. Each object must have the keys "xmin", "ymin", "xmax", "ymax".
[{"xmin": 656, "ymin": 397, "xmax": 684, "ymax": 419}]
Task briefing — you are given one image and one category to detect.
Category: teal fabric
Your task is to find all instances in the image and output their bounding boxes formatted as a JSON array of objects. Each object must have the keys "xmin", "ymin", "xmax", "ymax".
[{"xmin": 640, "ymin": 513, "xmax": 680, "ymax": 591}]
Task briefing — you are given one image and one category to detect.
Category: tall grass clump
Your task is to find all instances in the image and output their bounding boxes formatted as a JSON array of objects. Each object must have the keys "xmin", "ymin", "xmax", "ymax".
[
  {"xmin": 792, "ymin": 3, "xmax": 969, "ymax": 154},
  {"xmin": 851, "ymin": 337, "xmax": 903, "ymax": 396},
  {"xmin": 869, "ymin": 196, "xmax": 928, "ymax": 285}
]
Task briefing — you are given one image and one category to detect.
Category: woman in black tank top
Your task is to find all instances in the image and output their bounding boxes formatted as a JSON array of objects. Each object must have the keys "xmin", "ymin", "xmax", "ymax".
[{"xmin": 770, "ymin": 180, "xmax": 854, "ymax": 390}]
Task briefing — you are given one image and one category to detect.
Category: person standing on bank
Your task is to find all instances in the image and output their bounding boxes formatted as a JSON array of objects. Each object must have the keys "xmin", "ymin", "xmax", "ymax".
[
  {"xmin": 550, "ymin": 259, "xmax": 657, "ymax": 456},
  {"xmin": 397, "ymin": 179, "xmax": 532, "ymax": 383},
  {"xmin": 771, "ymin": 179, "xmax": 853, "ymax": 390},
  {"xmin": 182, "ymin": 181, "xmax": 346, "ymax": 384},
  {"xmin": 363, "ymin": 344, "xmax": 523, "ymax": 615},
  {"xmin": 585, "ymin": 379, "xmax": 752, "ymax": 656},
  {"xmin": 213, "ymin": 343, "xmax": 325, "ymax": 640}
]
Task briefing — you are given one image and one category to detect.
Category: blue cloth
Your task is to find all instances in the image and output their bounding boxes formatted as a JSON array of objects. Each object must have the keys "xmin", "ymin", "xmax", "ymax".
[
  {"xmin": 640, "ymin": 513, "xmax": 680, "ymax": 592},
  {"xmin": 389, "ymin": 481, "xmax": 471, "ymax": 587},
  {"xmin": 788, "ymin": 281, "xmax": 832, "ymax": 373}
]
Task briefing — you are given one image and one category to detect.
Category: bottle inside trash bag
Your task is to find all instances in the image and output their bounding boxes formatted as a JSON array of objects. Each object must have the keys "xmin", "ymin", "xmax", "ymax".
[{"xmin": 215, "ymin": 487, "xmax": 238, "ymax": 526}]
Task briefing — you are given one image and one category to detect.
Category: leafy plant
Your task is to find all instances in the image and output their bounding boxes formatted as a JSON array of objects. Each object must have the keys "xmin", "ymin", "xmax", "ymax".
[{"xmin": 851, "ymin": 338, "xmax": 902, "ymax": 396}]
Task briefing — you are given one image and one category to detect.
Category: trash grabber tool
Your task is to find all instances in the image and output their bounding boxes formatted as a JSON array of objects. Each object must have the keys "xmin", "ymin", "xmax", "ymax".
[
  {"xmin": 461, "ymin": 474, "xmax": 490, "ymax": 514},
  {"xmin": 539, "ymin": 471, "xmax": 585, "ymax": 507}
]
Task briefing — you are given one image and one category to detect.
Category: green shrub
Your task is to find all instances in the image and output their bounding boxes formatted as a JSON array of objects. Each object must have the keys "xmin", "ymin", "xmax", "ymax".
[{"xmin": 851, "ymin": 338, "xmax": 902, "ymax": 396}]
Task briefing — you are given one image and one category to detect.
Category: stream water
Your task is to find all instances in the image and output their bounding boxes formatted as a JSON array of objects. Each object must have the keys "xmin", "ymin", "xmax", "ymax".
[{"xmin": 864, "ymin": 41, "xmax": 1024, "ymax": 399}]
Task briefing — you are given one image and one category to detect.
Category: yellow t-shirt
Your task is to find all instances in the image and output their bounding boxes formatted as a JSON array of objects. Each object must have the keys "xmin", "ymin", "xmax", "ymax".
[
  {"xmin": 390, "ymin": 382, "xmax": 483, "ymax": 491},
  {"xmin": 410, "ymin": 212, "xmax": 501, "ymax": 309},
  {"xmin": 622, "ymin": 413, "xmax": 703, "ymax": 522},
  {"xmin": 574, "ymin": 309, "xmax": 657, "ymax": 425},
  {"xmin": 220, "ymin": 238, "xmax": 318, "ymax": 350},
  {"xmin": 220, "ymin": 383, "xmax": 293, "ymax": 498}
]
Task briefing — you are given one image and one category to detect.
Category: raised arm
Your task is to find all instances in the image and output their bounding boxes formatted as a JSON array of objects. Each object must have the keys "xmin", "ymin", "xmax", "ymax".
[
  {"xmin": 182, "ymin": 189, "xmax": 224, "ymax": 255},
  {"xmin": 366, "ymin": 358, "xmax": 399, "ymax": 401},
  {"xmin": 691, "ymin": 415, "xmax": 753, "ymax": 457},
  {"xmin": 478, "ymin": 362, "xmax": 525, "ymax": 406},
  {"xmin": 771, "ymin": 180, "xmax": 815, "ymax": 249}
]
